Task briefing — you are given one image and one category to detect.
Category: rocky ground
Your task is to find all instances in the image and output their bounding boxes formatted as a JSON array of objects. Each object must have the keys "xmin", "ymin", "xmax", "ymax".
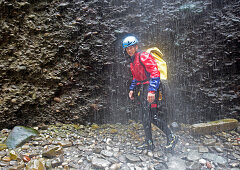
[{"xmin": 0, "ymin": 121, "xmax": 239, "ymax": 170}]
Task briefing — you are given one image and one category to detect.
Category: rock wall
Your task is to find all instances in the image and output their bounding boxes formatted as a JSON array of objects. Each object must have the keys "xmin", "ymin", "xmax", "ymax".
[
  {"xmin": 0, "ymin": 0, "xmax": 114, "ymax": 128},
  {"xmin": 0, "ymin": 0, "xmax": 239, "ymax": 128}
]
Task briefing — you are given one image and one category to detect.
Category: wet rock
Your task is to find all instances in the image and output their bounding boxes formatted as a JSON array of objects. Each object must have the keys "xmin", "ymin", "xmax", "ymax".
[
  {"xmin": 120, "ymin": 163, "xmax": 131, "ymax": 170},
  {"xmin": 232, "ymin": 153, "xmax": 240, "ymax": 160},
  {"xmin": 42, "ymin": 145, "xmax": 63, "ymax": 158},
  {"xmin": 199, "ymin": 158, "xmax": 207, "ymax": 165},
  {"xmin": 57, "ymin": 140, "xmax": 72, "ymax": 148},
  {"xmin": 188, "ymin": 162, "xmax": 201, "ymax": 170},
  {"xmin": 187, "ymin": 150, "xmax": 201, "ymax": 161},
  {"xmin": 51, "ymin": 156, "xmax": 64, "ymax": 168},
  {"xmin": 203, "ymin": 138, "xmax": 216, "ymax": 146},
  {"xmin": 91, "ymin": 124, "xmax": 99, "ymax": 129},
  {"xmin": 0, "ymin": 144, "xmax": 7, "ymax": 151},
  {"xmin": 118, "ymin": 155, "xmax": 127, "ymax": 163},
  {"xmin": 202, "ymin": 153, "xmax": 227, "ymax": 165},
  {"xmin": 237, "ymin": 124, "xmax": 240, "ymax": 133},
  {"xmin": 0, "ymin": 161, "xmax": 9, "ymax": 167},
  {"xmin": 147, "ymin": 151, "xmax": 153, "ymax": 157},
  {"xmin": 5, "ymin": 126, "xmax": 39, "ymax": 149},
  {"xmin": 22, "ymin": 155, "xmax": 31, "ymax": 163},
  {"xmin": 101, "ymin": 150, "xmax": 113, "ymax": 157},
  {"xmin": 53, "ymin": 97, "xmax": 61, "ymax": 103},
  {"xmin": 93, "ymin": 147, "xmax": 102, "ymax": 154},
  {"xmin": 26, "ymin": 159, "xmax": 45, "ymax": 170},
  {"xmin": 167, "ymin": 156, "xmax": 186, "ymax": 170},
  {"xmin": 230, "ymin": 162, "xmax": 240, "ymax": 168},
  {"xmin": 106, "ymin": 138, "xmax": 113, "ymax": 145},
  {"xmin": 9, "ymin": 160, "xmax": 18, "ymax": 166},
  {"xmin": 198, "ymin": 146, "xmax": 209, "ymax": 153},
  {"xmin": 206, "ymin": 161, "xmax": 213, "ymax": 169},
  {"xmin": 154, "ymin": 163, "xmax": 168, "ymax": 170},
  {"xmin": 110, "ymin": 163, "xmax": 122, "ymax": 170},
  {"xmin": 125, "ymin": 154, "xmax": 141, "ymax": 162},
  {"xmin": 9, "ymin": 150, "xmax": 19, "ymax": 160},
  {"xmin": 171, "ymin": 122, "xmax": 180, "ymax": 132},
  {"xmin": 21, "ymin": 144, "xmax": 30, "ymax": 150},
  {"xmin": 191, "ymin": 119, "xmax": 238, "ymax": 135},
  {"xmin": 2, "ymin": 156, "xmax": 11, "ymax": 162},
  {"xmin": 0, "ymin": 150, "xmax": 7, "ymax": 157},
  {"xmin": 92, "ymin": 157, "xmax": 111, "ymax": 168},
  {"xmin": 57, "ymin": 2, "xmax": 71, "ymax": 10},
  {"xmin": 213, "ymin": 146, "xmax": 223, "ymax": 153}
]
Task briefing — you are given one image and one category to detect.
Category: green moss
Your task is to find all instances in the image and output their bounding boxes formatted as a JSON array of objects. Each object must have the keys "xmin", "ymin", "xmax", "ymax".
[{"xmin": 0, "ymin": 143, "xmax": 7, "ymax": 151}]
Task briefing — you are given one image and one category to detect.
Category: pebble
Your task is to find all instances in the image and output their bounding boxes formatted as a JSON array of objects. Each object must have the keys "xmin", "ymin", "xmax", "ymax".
[
  {"xmin": 203, "ymin": 138, "xmax": 217, "ymax": 146},
  {"xmin": 101, "ymin": 150, "xmax": 114, "ymax": 157},
  {"xmin": 147, "ymin": 151, "xmax": 153, "ymax": 157},
  {"xmin": 22, "ymin": 156, "xmax": 31, "ymax": 162},
  {"xmin": 92, "ymin": 157, "xmax": 111, "ymax": 168},
  {"xmin": 126, "ymin": 154, "xmax": 141, "ymax": 162},
  {"xmin": 206, "ymin": 161, "xmax": 213, "ymax": 169},
  {"xmin": 2, "ymin": 156, "xmax": 11, "ymax": 162},
  {"xmin": 0, "ymin": 161, "xmax": 10, "ymax": 166},
  {"xmin": 214, "ymin": 146, "xmax": 224, "ymax": 153},
  {"xmin": 230, "ymin": 162, "xmax": 240, "ymax": 168},
  {"xmin": 199, "ymin": 158, "xmax": 207, "ymax": 165},
  {"xmin": 110, "ymin": 163, "xmax": 122, "ymax": 170},
  {"xmin": 232, "ymin": 153, "xmax": 240, "ymax": 159},
  {"xmin": 21, "ymin": 144, "xmax": 30, "ymax": 150},
  {"xmin": 198, "ymin": 146, "xmax": 209, "ymax": 153}
]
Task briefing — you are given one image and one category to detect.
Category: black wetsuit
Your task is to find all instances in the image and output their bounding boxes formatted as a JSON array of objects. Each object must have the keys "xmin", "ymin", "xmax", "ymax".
[{"xmin": 134, "ymin": 83, "xmax": 171, "ymax": 143}]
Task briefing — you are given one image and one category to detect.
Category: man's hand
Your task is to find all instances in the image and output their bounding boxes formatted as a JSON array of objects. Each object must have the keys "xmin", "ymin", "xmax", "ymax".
[
  {"xmin": 147, "ymin": 92, "xmax": 155, "ymax": 103},
  {"xmin": 129, "ymin": 90, "xmax": 134, "ymax": 100}
]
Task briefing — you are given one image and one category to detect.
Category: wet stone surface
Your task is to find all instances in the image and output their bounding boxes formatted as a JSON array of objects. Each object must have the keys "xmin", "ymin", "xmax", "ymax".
[{"xmin": 0, "ymin": 121, "xmax": 239, "ymax": 169}]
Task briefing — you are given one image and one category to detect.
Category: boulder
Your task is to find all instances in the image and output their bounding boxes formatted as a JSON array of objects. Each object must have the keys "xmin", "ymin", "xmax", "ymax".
[
  {"xmin": 191, "ymin": 119, "xmax": 238, "ymax": 135},
  {"xmin": 5, "ymin": 126, "xmax": 39, "ymax": 149}
]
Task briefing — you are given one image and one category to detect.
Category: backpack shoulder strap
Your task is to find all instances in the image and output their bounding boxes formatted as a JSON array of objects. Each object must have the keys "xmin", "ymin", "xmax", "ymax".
[{"xmin": 138, "ymin": 51, "xmax": 144, "ymax": 67}]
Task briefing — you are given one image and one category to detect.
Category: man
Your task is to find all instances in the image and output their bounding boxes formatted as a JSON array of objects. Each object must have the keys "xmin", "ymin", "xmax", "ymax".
[{"xmin": 122, "ymin": 35, "xmax": 178, "ymax": 151}]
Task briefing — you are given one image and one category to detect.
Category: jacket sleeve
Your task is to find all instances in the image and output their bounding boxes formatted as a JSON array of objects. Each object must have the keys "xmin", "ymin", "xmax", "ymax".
[
  {"xmin": 129, "ymin": 79, "xmax": 137, "ymax": 90},
  {"xmin": 140, "ymin": 52, "xmax": 160, "ymax": 92}
]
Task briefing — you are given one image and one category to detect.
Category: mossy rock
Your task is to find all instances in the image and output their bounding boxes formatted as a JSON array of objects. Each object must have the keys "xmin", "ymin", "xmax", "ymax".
[
  {"xmin": 91, "ymin": 124, "xmax": 99, "ymax": 129},
  {"xmin": 109, "ymin": 128, "xmax": 118, "ymax": 134},
  {"xmin": 5, "ymin": 126, "xmax": 39, "ymax": 149},
  {"xmin": 0, "ymin": 143, "xmax": 7, "ymax": 151},
  {"xmin": 191, "ymin": 119, "xmax": 238, "ymax": 135}
]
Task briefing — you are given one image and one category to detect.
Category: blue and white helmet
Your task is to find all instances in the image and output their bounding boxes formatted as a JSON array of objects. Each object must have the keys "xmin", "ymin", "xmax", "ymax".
[{"xmin": 122, "ymin": 36, "xmax": 139, "ymax": 48}]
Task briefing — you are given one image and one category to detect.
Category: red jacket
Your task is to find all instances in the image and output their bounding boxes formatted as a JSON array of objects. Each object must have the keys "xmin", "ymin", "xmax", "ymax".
[{"xmin": 129, "ymin": 51, "xmax": 160, "ymax": 92}]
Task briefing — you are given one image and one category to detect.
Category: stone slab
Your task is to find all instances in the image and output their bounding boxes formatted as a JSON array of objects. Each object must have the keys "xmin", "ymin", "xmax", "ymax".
[
  {"xmin": 5, "ymin": 126, "xmax": 39, "ymax": 149},
  {"xmin": 191, "ymin": 119, "xmax": 238, "ymax": 135}
]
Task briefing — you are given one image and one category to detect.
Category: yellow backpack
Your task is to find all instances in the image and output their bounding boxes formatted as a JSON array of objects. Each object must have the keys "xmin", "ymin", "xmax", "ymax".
[{"xmin": 146, "ymin": 47, "xmax": 167, "ymax": 80}]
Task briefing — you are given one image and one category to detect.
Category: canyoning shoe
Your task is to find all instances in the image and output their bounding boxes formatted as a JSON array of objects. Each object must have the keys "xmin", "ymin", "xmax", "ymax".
[
  {"xmin": 164, "ymin": 134, "xmax": 178, "ymax": 152},
  {"xmin": 137, "ymin": 140, "xmax": 155, "ymax": 151}
]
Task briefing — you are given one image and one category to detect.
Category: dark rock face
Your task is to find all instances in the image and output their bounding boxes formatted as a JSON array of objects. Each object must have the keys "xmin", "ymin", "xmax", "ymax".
[{"xmin": 0, "ymin": 0, "xmax": 239, "ymax": 128}]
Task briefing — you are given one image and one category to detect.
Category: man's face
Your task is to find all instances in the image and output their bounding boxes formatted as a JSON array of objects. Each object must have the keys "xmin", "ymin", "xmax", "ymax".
[{"xmin": 126, "ymin": 45, "xmax": 138, "ymax": 57}]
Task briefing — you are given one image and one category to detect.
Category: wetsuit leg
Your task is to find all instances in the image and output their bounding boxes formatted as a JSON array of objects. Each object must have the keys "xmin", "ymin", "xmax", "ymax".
[
  {"xmin": 141, "ymin": 100, "xmax": 153, "ymax": 142},
  {"xmin": 136, "ymin": 84, "xmax": 153, "ymax": 142},
  {"xmin": 150, "ymin": 91, "xmax": 171, "ymax": 137}
]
